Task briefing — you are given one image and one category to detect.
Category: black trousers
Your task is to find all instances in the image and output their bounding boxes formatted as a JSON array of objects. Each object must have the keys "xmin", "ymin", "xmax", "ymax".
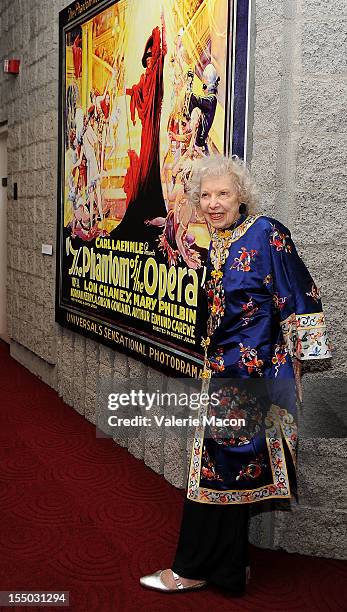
[{"xmin": 172, "ymin": 497, "xmax": 249, "ymax": 593}]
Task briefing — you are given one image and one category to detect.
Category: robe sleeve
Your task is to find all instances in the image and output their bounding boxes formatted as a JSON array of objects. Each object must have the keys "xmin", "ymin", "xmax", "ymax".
[
  {"xmin": 150, "ymin": 26, "xmax": 162, "ymax": 66},
  {"xmin": 126, "ymin": 74, "xmax": 146, "ymax": 125},
  {"xmin": 267, "ymin": 220, "xmax": 332, "ymax": 361}
]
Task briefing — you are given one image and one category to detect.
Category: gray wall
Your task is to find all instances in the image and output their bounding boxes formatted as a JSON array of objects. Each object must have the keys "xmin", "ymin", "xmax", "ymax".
[{"xmin": 0, "ymin": 0, "xmax": 346, "ymax": 559}]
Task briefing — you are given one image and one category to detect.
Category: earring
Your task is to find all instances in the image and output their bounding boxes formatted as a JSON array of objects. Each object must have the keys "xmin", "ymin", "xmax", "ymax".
[{"xmin": 239, "ymin": 202, "xmax": 247, "ymax": 214}]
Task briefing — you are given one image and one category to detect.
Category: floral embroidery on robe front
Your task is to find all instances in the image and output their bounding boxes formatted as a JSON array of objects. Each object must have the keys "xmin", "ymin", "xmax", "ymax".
[{"xmin": 188, "ymin": 213, "xmax": 332, "ymax": 505}]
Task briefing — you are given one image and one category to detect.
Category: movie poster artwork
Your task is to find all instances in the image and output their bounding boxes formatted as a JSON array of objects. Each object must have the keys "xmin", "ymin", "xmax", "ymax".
[{"xmin": 56, "ymin": 0, "xmax": 250, "ymax": 377}]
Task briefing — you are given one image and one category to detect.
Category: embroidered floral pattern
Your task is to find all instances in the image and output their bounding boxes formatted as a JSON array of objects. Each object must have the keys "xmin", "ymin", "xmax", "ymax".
[
  {"xmin": 265, "ymin": 404, "xmax": 298, "ymax": 466},
  {"xmin": 236, "ymin": 455, "xmax": 266, "ymax": 481},
  {"xmin": 207, "ymin": 347, "xmax": 225, "ymax": 373},
  {"xmin": 207, "ymin": 383, "xmax": 264, "ymax": 442},
  {"xmin": 272, "ymin": 292, "xmax": 287, "ymax": 311},
  {"xmin": 187, "ymin": 417, "xmax": 291, "ymax": 505},
  {"xmin": 306, "ymin": 282, "xmax": 321, "ymax": 303},
  {"xmin": 206, "ymin": 278, "xmax": 225, "ymax": 336},
  {"xmin": 240, "ymin": 297, "xmax": 259, "ymax": 326},
  {"xmin": 200, "ymin": 337, "xmax": 212, "ymax": 380},
  {"xmin": 269, "ymin": 224, "xmax": 292, "ymax": 252},
  {"xmin": 280, "ymin": 312, "xmax": 332, "ymax": 360},
  {"xmin": 271, "ymin": 343, "xmax": 288, "ymax": 376},
  {"xmin": 231, "ymin": 247, "xmax": 258, "ymax": 272},
  {"xmin": 201, "ymin": 446, "xmax": 223, "ymax": 481},
  {"xmin": 279, "ymin": 313, "xmax": 298, "ymax": 358},
  {"xmin": 206, "ymin": 215, "xmax": 261, "ymax": 337},
  {"xmin": 209, "ymin": 216, "xmax": 261, "ymax": 270},
  {"xmin": 238, "ymin": 343, "xmax": 264, "ymax": 376},
  {"xmin": 278, "ymin": 409, "xmax": 298, "ymax": 464},
  {"xmin": 263, "ymin": 273, "xmax": 273, "ymax": 288}
]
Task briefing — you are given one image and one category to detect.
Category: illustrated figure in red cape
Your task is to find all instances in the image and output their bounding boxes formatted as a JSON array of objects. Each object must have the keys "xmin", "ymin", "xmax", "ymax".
[
  {"xmin": 121, "ymin": 11, "xmax": 167, "ymax": 229},
  {"xmin": 123, "ymin": 149, "xmax": 140, "ymax": 208},
  {"xmin": 72, "ymin": 33, "xmax": 82, "ymax": 79}
]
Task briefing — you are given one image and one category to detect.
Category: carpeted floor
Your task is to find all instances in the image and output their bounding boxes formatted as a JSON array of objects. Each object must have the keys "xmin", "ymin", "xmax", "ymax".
[{"xmin": 0, "ymin": 341, "xmax": 345, "ymax": 611}]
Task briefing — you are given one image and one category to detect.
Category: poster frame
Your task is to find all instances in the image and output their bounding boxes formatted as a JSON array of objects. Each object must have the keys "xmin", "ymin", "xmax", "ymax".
[{"xmin": 55, "ymin": 0, "xmax": 252, "ymax": 377}]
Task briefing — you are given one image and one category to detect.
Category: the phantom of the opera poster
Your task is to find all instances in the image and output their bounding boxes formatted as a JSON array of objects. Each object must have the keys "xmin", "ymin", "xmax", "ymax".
[{"xmin": 56, "ymin": 0, "xmax": 251, "ymax": 376}]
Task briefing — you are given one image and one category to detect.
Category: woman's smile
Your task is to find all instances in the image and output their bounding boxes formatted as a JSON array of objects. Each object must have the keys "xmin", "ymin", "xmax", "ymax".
[{"xmin": 199, "ymin": 174, "xmax": 241, "ymax": 229}]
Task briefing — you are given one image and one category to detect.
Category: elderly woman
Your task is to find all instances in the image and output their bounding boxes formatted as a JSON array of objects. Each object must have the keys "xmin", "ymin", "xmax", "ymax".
[{"xmin": 140, "ymin": 155, "xmax": 332, "ymax": 594}]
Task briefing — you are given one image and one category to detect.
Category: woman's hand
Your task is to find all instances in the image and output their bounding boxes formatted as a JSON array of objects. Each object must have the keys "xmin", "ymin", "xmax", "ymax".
[{"xmin": 293, "ymin": 357, "xmax": 303, "ymax": 403}]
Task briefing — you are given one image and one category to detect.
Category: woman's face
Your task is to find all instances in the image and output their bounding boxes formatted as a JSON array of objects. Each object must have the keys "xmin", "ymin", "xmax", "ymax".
[{"xmin": 199, "ymin": 174, "xmax": 240, "ymax": 229}]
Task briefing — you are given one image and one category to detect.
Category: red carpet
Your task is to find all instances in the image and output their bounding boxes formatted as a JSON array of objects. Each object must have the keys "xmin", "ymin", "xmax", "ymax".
[{"xmin": 0, "ymin": 341, "xmax": 345, "ymax": 611}]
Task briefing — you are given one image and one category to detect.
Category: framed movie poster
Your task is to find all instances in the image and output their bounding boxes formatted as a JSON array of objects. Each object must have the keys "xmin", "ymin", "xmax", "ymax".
[{"xmin": 56, "ymin": 0, "xmax": 251, "ymax": 377}]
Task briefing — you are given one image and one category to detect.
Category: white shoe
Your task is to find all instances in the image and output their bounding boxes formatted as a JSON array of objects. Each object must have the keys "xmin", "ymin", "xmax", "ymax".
[{"xmin": 140, "ymin": 569, "xmax": 207, "ymax": 593}]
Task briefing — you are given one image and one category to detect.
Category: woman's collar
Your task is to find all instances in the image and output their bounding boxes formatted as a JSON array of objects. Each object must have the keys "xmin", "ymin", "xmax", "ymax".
[
  {"xmin": 226, "ymin": 213, "xmax": 247, "ymax": 231},
  {"xmin": 211, "ymin": 214, "xmax": 262, "ymax": 243}
]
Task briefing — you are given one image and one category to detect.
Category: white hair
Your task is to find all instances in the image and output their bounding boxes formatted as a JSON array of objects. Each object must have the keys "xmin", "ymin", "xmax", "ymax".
[{"xmin": 188, "ymin": 154, "xmax": 258, "ymax": 214}]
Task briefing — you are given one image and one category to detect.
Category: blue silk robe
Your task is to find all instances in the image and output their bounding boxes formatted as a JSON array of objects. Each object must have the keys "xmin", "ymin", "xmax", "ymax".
[{"xmin": 187, "ymin": 214, "xmax": 331, "ymax": 505}]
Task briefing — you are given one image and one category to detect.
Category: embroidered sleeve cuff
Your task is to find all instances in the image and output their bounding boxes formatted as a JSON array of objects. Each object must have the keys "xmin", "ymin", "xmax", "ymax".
[{"xmin": 280, "ymin": 312, "xmax": 332, "ymax": 361}]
